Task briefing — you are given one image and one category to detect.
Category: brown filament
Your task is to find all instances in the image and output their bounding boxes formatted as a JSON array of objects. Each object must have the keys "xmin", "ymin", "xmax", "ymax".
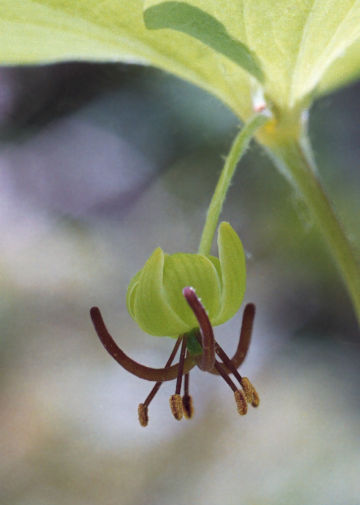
[
  {"xmin": 184, "ymin": 369, "xmax": 190, "ymax": 397},
  {"xmin": 214, "ymin": 341, "xmax": 243, "ymax": 384},
  {"xmin": 175, "ymin": 337, "xmax": 187, "ymax": 395},
  {"xmin": 169, "ymin": 337, "xmax": 187, "ymax": 420},
  {"xmin": 214, "ymin": 362, "xmax": 238, "ymax": 392},
  {"xmin": 137, "ymin": 337, "xmax": 182, "ymax": 426},
  {"xmin": 142, "ymin": 337, "xmax": 182, "ymax": 408}
]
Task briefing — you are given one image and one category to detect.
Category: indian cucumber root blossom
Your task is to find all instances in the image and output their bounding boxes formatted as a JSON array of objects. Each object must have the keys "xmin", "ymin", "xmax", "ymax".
[{"xmin": 90, "ymin": 222, "xmax": 259, "ymax": 426}]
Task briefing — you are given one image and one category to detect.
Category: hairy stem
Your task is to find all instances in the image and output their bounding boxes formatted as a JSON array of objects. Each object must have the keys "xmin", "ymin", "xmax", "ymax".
[
  {"xmin": 198, "ymin": 112, "xmax": 269, "ymax": 256},
  {"xmin": 267, "ymin": 133, "xmax": 360, "ymax": 326}
]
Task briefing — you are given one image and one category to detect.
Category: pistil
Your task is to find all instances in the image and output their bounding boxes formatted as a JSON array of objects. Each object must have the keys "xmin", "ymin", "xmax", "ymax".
[{"xmin": 183, "ymin": 287, "xmax": 215, "ymax": 371}]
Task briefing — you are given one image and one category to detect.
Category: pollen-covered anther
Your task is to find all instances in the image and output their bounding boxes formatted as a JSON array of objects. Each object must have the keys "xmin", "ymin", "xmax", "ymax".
[
  {"xmin": 138, "ymin": 403, "xmax": 149, "ymax": 427},
  {"xmin": 251, "ymin": 386, "xmax": 260, "ymax": 408},
  {"xmin": 234, "ymin": 390, "xmax": 248, "ymax": 415},
  {"xmin": 169, "ymin": 394, "xmax": 183, "ymax": 420},
  {"xmin": 182, "ymin": 394, "xmax": 194, "ymax": 419},
  {"xmin": 241, "ymin": 377, "xmax": 254, "ymax": 403}
]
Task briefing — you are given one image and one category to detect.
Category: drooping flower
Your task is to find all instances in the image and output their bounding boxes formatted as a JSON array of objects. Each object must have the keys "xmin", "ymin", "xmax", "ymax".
[{"xmin": 90, "ymin": 222, "xmax": 259, "ymax": 426}]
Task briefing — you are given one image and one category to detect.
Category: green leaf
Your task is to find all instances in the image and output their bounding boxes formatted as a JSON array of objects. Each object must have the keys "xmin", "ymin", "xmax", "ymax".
[
  {"xmin": 143, "ymin": 0, "xmax": 360, "ymax": 110},
  {"xmin": 279, "ymin": 0, "xmax": 360, "ymax": 106},
  {"xmin": 0, "ymin": 0, "xmax": 359, "ymax": 118},
  {"xmin": 213, "ymin": 222, "xmax": 246, "ymax": 325},
  {"xmin": 143, "ymin": 1, "xmax": 264, "ymax": 82},
  {"xmin": 317, "ymin": 37, "xmax": 360, "ymax": 95},
  {"xmin": 0, "ymin": 0, "xmax": 254, "ymax": 119},
  {"xmin": 0, "ymin": 0, "xmax": 149, "ymax": 65}
]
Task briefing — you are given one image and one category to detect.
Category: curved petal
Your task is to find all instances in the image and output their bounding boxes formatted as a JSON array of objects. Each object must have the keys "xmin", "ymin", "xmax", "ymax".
[
  {"xmin": 213, "ymin": 222, "xmax": 246, "ymax": 325},
  {"xmin": 162, "ymin": 253, "xmax": 221, "ymax": 327},
  {"xmin": 134, "ymin": 248, "xmax": 188, "ymax": 336},
  {"xmin": 206, "ymin": 255, "xmax": 222, "ymax": 285},
  {"xmin": 126, "ymin": 269, "xmax": 142, "ymax": 319}
]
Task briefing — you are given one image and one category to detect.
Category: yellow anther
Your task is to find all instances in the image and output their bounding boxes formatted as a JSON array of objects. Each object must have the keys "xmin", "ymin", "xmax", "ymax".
[
  {"xmin": 138, "ymin": 403, "xmax": 149, "ymax": 427},
  {"xmin": 169, "ymin": 394, "xmax": 183, "ymax": 420},
  {"xmin": 241, "ymin": 377, "xmax": 254, "ymax": 403},
  {"xmin": 251, "ymin": 386, "xmax": 260, "ymax": 408},
  {"xmin": 234, "ymin": 390, "xmax": 248, "ymax": 416},
  {"xmin": 182, "ymin": 394, "xmax": 194, "ymax": 419}
]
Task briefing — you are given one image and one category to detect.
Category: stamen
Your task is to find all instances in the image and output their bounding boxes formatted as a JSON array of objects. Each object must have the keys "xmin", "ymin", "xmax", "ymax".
[
  {"xmin": 234, "ymin": 390, "xmax": 248, "ymax": 415},
  {"xmin": 183, "ymin": 287, "xmax": 215, "ymax": 371},
  {"xmin": 169, "ymin": 336, "xmax": 187, "ymax": 421},
  {"xmin": 138, "ymin": 337, "xmax": 182, "ymax": 427},
  {"xmin": 214, "ymin": 363, "xmax": 248, "ymax": 416},
  {"xmin": 215, "ymin": 343, "xmax": 258, "ymax": 406},
  {"xmin": 182, "ymin": 369, "xmax": 194, "ymax": 419}
]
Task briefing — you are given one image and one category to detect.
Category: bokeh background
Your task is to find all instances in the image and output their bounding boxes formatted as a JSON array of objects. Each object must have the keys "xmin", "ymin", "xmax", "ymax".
[{"xmin": 0, "ymin": 63, "xmax": 359, "ymax": 505}]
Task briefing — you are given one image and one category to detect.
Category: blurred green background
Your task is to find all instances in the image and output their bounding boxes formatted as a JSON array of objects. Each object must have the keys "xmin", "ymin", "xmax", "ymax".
[{"xmin": 0, "ymin": 63, "xmax": 359, "ymax": 505}]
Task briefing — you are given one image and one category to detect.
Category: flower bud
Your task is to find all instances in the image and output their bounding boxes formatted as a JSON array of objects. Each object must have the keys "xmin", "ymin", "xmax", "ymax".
[{"xmin": 126, "ymin": 222, "xmax": 246, "ymax": 336}]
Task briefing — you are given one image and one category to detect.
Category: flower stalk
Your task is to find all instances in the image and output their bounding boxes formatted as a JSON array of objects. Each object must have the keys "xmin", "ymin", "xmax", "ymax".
[
  {"xmin": 198, "ymin": 111, "xmax": 269, "ymax": 256},
  {"xmin": 262, "ymin": 120, "xmax": 360, "ymax": 326}
]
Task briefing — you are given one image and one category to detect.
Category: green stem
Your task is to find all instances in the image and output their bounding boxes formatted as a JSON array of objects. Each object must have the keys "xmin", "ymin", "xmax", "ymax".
[
  {"xmin": 198, "ymin": 112, "xmax": 269, "ymax": 256},
  {"xmin": 267, "ymin": 134, "xmax": 360, "ymax": 326}
]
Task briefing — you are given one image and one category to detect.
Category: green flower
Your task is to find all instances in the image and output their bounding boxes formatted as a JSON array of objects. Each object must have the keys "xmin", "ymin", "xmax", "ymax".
[{"xmin": 126, "ymin": 221, "xmax": 246, "ymax": 337}]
